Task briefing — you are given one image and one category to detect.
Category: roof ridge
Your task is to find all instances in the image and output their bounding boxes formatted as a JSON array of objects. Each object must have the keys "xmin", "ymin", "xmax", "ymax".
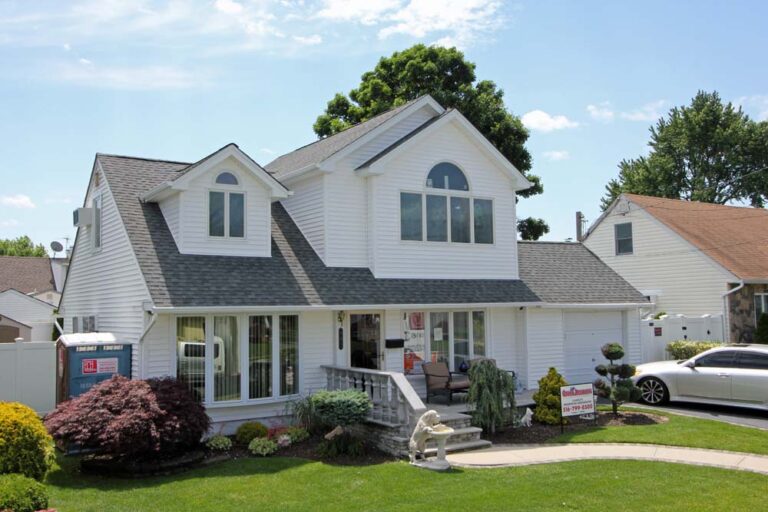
[
  {"xmin": 518, "ymin": 240, "xmax": 579, "ymax": 245},
  {"xmin": 97, "ymin": 153, "xmax": 192, "ymax": 166},
  {"xmin": 268, "ymin": 96, "xmax": 427, "ymax": 163},
  {"xmin": 624, "ymin": 193, "xmax": 766, "ymax": 212}
]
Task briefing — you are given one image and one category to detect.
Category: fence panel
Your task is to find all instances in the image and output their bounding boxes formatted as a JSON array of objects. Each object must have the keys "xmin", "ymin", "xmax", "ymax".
[
  {"xmin": 0, "ymin": 339, "xmax": 56, "ymax": 414},
  {"xmin": 641, "ymin": 314, "xmax": 723, "ymax": 361}
]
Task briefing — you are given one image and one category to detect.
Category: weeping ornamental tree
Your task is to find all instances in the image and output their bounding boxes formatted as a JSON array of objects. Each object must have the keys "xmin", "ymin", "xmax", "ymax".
[
  {"xmin": 467, "ymin": 360, "xmax": 516, "ymax": 434},
  {"xmin": 594, "ymin": 343, "xmax": 641, "ymax": 417}
]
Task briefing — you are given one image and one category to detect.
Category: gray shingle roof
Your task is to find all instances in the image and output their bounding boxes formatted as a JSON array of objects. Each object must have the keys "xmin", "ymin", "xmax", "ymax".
[
  {"xmin": 264, "ymin": 99, "xmax": 421, "ymax": 177},
  {"xmin": 98, "ymin": 154, "xmax": 539, "ymax": 308},
  {"xmin": 0, "ymin": 256, "xmax": 56, "ymax": 294},
  {"xmin": 518, "ymin": 242, "xmax": 648, "ymax": 304}
]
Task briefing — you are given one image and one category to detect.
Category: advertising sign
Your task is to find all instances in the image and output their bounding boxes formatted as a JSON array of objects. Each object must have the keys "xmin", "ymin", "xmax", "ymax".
[
  {"xmin": 81, "ymin": 357, "xmax": 119, "ymax": 375},
  {"xmin": 560, "ymin": 383, "xmax": 596, "ymax": 417}
]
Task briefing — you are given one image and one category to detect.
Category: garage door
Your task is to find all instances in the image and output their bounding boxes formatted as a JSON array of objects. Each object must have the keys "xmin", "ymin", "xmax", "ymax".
[{"xmin": 564, "ymin": 311, "xmax": 623, "ymax": 384}]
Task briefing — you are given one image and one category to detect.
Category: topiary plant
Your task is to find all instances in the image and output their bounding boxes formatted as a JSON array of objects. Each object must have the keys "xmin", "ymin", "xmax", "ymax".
[
  {"xmin": 0, "ymin": 474, "xmax": 49, "ymax": 512},
  {"xmin": 0, "ymin": 402, "xmax": 54, "ymax": 480},
  {"xmin": 594, "ymin": 343, "xmax": 641, "ymax": 417},
  {"xmin": 467, "ymin": 359, "xmax": 516, "ymax": 434},
  {"xmin": 235, "ymin": 422, "xmax": 268, "ymax": 446},
  {"xmin": 44, "ymin": 375, "xmax": 210, "ymax": 460},
  {"xmin": 248, "ymin": 437, "xmax": 278, "ymax": 457},
  {"xmin": 754, "ymin": 313, "xmax": 768, "ymax": 344},
  {"xmin": 532, "ymin": 368, "xmax": 568, "ymax": 425}
]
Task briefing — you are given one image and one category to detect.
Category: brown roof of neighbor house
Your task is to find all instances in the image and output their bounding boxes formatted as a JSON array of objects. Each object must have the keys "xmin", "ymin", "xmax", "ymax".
[
  {"xmin": 0, "ymin": 256, "xmax": 55, "ymax": 294},
  {"xmin": 623, "ymin": 193, "xmax": 768, "ymax": 280}
]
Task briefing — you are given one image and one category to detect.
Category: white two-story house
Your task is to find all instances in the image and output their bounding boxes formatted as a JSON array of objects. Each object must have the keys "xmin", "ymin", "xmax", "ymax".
[{"xmin": 59, "ymin": 95, "xmax": 647, "ymax": 439}]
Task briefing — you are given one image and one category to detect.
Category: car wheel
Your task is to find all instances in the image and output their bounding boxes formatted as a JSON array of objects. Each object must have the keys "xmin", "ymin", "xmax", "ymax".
[{"xmin": 638, "ymin": 377, "xmax": 669, "ymax": 405}]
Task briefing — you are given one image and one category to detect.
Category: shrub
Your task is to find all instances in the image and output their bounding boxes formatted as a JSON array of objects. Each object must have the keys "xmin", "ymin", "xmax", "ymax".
[
  {"xmin": 276, "ymin": 434, "xmax": 292, "ymax": 449},
  {"xmin": 754, "ymin": 313, "xmax": 768, "ymax": 344},
  {"xmin": 310, "ymin": 390, "xmax": 371, "ymax": 428},
  {"xmin": 532, "ymin": 368, "xmax": 567, "ymax": 425},
  {"xmin": 235, "ymin": 422, "xmax": 268, "ymax": 446},
  {"xmin": 0, "ymin": 474, "xmax": 49, "ymax": 512},
  {"xmin": 44, "ymin": 376, "xmax": 210, "ymax": 459},
  {"xmin": 285, "ymin": 426, "xmax": 309, "ymax": 444},
  {"xmin": 467, "ymin": 359, "xmax": 516, "ymax": 434},
  {"xmin": 316, "ymin": 432, "xmax": 365, "ymax": 457},
  {"xmin": 594, "ymin": 343, "xmax": 641, "ymax": 417},
  {"xmin": 287, "ymin": 396, "xmax": 322, "ymax": 434},
  {"xmin": 0, "ymin": 402, "xmax": 54, "ymax": 480},
  {"xmin": 205, "ymin": 435, "xmax": 232, "ymax": 452},
  {"xmin": 666, "ymin": 340, "xmax": 723, "ymax": 360},
  {"xmin": 248, "ymin": 437, "xmax": 277, "ymax": 457}
]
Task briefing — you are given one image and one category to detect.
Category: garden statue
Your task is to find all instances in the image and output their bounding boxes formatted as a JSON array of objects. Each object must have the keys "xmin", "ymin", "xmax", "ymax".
[
  {"xmin": 520, "ymin": 407, "xmax": 533, "ymax": 427},
  {"xmin": 409, "ymin": 410, "xmax": 454, "ymax": 471}
]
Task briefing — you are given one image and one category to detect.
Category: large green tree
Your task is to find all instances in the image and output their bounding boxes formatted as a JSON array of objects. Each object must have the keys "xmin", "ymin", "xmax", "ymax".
[
  {"xmin": 314, "ymin": 44, "xmax": 548, "ymax": 240},
  {"xmin": 601, "ymin": 91, "xmax": 768, "ymax": 210},
  {"xmin": 0, "ymin": 236, "xmax": 47, "ymax": 257}
]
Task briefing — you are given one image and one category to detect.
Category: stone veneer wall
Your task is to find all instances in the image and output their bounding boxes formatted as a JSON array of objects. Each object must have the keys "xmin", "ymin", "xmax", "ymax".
[{"xmin": 728, "ymin": 283, "xmax": 768, "ymax": 343}]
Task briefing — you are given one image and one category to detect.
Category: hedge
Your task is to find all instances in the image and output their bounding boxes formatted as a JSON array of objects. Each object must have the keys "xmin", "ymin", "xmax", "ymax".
[{"xmin": 666, "ymin": 340, "xmax": 723, "ymax": 360}]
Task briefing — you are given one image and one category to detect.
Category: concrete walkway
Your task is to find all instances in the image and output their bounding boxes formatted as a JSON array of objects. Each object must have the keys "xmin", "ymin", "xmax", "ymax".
[{"xmin": 446, "ymin": 443, "xmax": 768, "ymax": 475}]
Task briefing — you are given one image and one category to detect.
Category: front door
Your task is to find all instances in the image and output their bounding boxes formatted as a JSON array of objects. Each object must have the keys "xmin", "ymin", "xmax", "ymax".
[{"xmin": 350, "ymin": 313, "xmax": 381, "ymax": 370}]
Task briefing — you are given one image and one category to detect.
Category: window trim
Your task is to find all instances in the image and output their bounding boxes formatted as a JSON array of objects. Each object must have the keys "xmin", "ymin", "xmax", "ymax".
[
  {"xmin": 173, "ymin": 313, "xmax": 300, "ymax": 407},
  {"xmin": 614, "ymin": 222, "xmax": 633, "ymax": 255},
  {"xmin": 755, "ymin": 293, "xmax": 768, "ymax": 325},
  {"xmin": 207, "ymin": 188, "xmax": 247, "ymax": 240},
  {"xmin": 214, "ymin": 171, "xmax": 239, "ymax": 186}
]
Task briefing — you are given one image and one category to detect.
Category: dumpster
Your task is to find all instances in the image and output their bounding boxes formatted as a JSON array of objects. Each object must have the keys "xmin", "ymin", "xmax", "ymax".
[{"xmin": 56, "ymin": 333, "xmax": 134, "ymax": 404}]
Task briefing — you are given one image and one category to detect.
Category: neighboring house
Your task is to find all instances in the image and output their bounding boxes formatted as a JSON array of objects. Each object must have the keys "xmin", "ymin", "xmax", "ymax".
[
  {"xmin": 0, "ymin": 256, "xmax": 62, "ymax": 341},
  {"xmin": 59, "ymin": 95, "xmax": 647, "ymax": 432},
  {"xmin": 0, "ymin": 256, "xmax": 62, "ymax": 305},
  {"xmin": 583, "ymin": 193, "xmax": 768, "ymax": 342}
]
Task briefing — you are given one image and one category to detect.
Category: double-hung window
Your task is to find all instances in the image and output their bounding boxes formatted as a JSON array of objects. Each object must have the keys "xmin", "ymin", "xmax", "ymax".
[
  {"xmin": 615, "ymin": 222, "xmax": 633, "ymax": 255},
  {"xmin": 755, "ymin": 294, "xmax": 768, "ymax": 324},
  {"xmin": 400, "ymin": 162, "xmax": 494, "ymax": 244},
  {"xmin": 209, "ymin": 172, "xmax": 245, "ymax": 238}
]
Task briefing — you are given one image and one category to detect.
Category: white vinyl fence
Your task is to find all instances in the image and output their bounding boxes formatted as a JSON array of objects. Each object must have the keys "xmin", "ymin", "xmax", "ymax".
[
  {"xmin": 641, "ymin": 314, "xmax": 723, "ymax": 362},
  {"xmin": 0, "ymin": 339, "xmax": 56, "ymax": 414}
]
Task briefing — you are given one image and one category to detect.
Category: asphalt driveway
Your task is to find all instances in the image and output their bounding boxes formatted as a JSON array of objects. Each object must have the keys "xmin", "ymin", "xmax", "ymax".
[{"xmin": 634, "ymin": 401, "xmax": 768, "ymax": 430}]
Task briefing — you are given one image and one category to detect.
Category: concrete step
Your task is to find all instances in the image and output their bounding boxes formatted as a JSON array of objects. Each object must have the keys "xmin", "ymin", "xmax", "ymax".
[
  {"xmin": 425, "ymin": 426, "xmax": 482, "ymax": 446},
  {"xmin": 423, "ymin": 439, "xmax": 493, "ymax": 456}
]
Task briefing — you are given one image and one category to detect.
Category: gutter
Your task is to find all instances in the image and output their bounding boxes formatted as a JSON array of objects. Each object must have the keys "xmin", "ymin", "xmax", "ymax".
[
  {"xmin": 151, "ymin": 301, "xmax": 545, "ymax": 314},
  {"xmin": 721, "ymin": 281, "xmax": 745, "ymax": 343}
]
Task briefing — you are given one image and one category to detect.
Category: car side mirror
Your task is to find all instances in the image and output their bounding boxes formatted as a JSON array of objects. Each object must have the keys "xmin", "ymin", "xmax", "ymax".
[{"xmin": 683, "ymin": 360, "xmax": 696, "ymax": 369}]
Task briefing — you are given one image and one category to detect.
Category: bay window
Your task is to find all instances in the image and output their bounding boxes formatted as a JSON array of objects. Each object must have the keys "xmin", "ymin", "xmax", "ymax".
[
  {"xmin": 176, "ymin": 313, "xmax": 299, "ymax": 404},
  {"xmin": 400, "ymin": 162, "xmax": 494, "ymax": 244}
]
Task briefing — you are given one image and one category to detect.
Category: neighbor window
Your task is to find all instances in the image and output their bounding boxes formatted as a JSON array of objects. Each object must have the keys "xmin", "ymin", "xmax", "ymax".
[
  {"xmin": 615, "ymin": 222, "xmax": 633, "ymax": 255},
  {"xmin": 755, "ymin": 294, "xmax": 768, "ymax": 324},
  {"xmin": 209, "ymin": 190, "xmax": 245, "ymax": 238},
  {"xmin": 401, "ymin": 162, "xmax": 493, "ymax": 244},
  {"xmin": 92, "ymin": 194, "xmax": 102, "ymax": 249}
]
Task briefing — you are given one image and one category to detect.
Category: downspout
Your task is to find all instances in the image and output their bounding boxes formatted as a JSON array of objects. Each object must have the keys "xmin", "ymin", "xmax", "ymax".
[
  {"xmin": 138, "ymin": 311, "xmax": 158, "ymax": 379},
  {"xmin": 722, "ymin": 281, "xmax": 745, "ymax": 343}
]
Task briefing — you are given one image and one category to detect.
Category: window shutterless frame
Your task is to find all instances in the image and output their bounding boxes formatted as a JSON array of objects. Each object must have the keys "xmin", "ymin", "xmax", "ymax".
[
  {"xmin": 614, "ymin": 222, "xmax": 633, "ymax": 255},
  {"xmin": 400, "ymin": 189, "xmax": 494, "ymax": 246},
  {"xmin": 207, "ymin": 188, "xmax": 246, "ymax": 240}
]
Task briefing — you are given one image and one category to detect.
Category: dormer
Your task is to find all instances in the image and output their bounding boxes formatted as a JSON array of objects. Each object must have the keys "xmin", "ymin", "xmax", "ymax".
[{"xmin": 143, "ymin": 144, "xmax": 290, "ymax": 257}]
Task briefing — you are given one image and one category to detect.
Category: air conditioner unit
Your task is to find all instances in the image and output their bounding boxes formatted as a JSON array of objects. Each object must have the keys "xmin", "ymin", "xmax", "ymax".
[{"xmin": 73, "ymin": 207, "xmax": 93, "ymax": 227}]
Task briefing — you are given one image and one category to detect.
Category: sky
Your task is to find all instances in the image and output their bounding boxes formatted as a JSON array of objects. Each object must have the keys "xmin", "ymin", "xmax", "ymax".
[{"xmin": 1, "ymin": 0, "xmax": 767, "ymax": 254}]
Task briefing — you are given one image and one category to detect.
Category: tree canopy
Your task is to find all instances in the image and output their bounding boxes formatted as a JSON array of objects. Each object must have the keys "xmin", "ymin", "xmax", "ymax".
[
  {"xmin": 313, "ymin": 44, "xmax": 548, "ymax": 240},
  {"xmin": 601, "ymin": 91, "xmax": 768, "ymax": 210},
  {"xmin": 0, "ymin": 236, "xmax": 47, "ymax": 257}
]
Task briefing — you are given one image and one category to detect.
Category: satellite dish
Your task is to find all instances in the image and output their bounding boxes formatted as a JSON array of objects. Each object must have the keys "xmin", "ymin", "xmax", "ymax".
[{"xmin": 50, "ymin": 241, "xmax": 64, "ymax": 253}]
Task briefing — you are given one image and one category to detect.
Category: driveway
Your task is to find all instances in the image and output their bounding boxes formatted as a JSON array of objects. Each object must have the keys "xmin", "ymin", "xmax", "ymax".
[{"xmin": 634, "ymin": 401, "xmax": 768, "ymax": 430}]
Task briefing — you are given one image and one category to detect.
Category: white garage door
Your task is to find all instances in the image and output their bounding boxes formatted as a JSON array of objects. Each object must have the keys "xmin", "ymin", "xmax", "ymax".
[{"xmin": 564, "ymin": 311, "xmax": 623, "ymax": 384}]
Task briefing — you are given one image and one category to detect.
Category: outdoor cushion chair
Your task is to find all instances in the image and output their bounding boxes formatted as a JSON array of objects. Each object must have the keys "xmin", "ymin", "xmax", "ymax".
[{"xmin": 422, "ymin": 361, "xmax": 471, "ymax": 403}]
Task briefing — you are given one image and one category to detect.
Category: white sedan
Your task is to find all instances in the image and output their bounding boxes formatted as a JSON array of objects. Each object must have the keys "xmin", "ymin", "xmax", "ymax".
[{"xmin": 632, "ymin": 344, "xmax": 768, "ymax": 411}]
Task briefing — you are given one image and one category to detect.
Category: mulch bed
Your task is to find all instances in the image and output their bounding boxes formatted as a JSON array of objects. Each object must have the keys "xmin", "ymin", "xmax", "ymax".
[
  {"xmin": 487, "ymin": 411, "xmax": 668, "ymax": 445},
  {"xmin": 274, "ymin": 435, "xmax": 397, "ymax": 466}
]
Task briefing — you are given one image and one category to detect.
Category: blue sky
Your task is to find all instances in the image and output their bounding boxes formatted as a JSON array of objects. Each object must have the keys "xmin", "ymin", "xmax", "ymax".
[{"xmin": 1, "ymin": 0, "xmax": 767, "ymax": 253}]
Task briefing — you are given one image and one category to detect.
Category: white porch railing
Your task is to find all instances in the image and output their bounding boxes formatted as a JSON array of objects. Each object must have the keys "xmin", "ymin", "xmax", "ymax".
[{"xmin": 322, "ymin": 365, "xmax": 426, "ymax": 430}]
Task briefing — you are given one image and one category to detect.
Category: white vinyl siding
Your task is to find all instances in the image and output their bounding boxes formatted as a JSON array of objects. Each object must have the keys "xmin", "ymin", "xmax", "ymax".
[
  {"xmin": 159, "ymin": 192, "xmax": 181, "ymax": 247},
  {"xmin": 583, "ymin": 197, "xmax": 736, "ymax": 315},
  {"xmin": 59, "ymin": 166, "xmax": 152, "ymax": 376},
  {"xmin": 525, "ymin": 308, "xmax": 565, "ymax": 389},
  {"xmin": 280, "ymin": 173, "xmax": 326, "ymax": 259},
  {"xmin": 0, "ymin": 291, "xmax": 54, "ymax": 325}
]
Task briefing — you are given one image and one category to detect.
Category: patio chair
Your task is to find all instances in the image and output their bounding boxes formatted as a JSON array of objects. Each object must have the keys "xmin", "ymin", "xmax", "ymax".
[{"xmin": 422, "ymin": 361, "xmax": 470, "ymax": 404}]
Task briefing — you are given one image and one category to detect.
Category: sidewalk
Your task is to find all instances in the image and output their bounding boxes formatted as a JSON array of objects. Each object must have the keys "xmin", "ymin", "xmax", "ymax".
[{"xmin": 446, "ymin": 443, "xmax": 768, "ymax": 475}]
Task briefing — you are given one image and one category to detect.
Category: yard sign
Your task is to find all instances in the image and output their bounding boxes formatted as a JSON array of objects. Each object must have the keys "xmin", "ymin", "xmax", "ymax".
[{"xmin": 560, "ymin": 383, "xmax": 596, "ymax": 417}]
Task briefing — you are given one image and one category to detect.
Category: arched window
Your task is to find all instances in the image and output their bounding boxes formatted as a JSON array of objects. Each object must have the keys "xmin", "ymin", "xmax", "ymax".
[
  {"xmin": 215, "ymin": 171, "xmax": 239, "ymax": 185},
  {"xmin": 426, "ymin": 162, "xmax": 469, "ymax": 191}
]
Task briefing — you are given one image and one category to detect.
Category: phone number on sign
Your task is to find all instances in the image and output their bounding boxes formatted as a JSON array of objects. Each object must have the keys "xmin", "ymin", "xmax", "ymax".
[{"xmin": 563, "ymin": 403, "xmax": 594, "ymax": 413}]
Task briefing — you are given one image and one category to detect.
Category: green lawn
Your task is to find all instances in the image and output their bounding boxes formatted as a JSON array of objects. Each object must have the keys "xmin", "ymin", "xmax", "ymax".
[
  {"xmin": 47, "ymin": 456, "xmax": 767, "ymax": 512},
  {"xmin": 554, "ymin": 407, "xmax": 768, "ymax": 455}
]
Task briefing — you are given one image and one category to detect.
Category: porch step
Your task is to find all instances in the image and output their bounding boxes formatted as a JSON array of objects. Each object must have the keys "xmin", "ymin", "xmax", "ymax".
[
  {"xmin": 425, "ymin": 426, "xmax": 483, "ymax": 446},
  {"xmin": 423, "ymin": 439, "xmax": 492, "ymax": 456}
]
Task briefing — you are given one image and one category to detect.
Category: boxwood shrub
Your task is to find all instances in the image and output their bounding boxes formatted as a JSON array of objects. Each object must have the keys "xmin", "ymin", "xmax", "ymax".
[
  {"xmin": 666, "ymin": 340, "xmax": 722, "ymax": 360},
  {"xmin": 0, "ymin": 473, "xmax": 49, "ymax": 512},
  {"xmin": 310, "ymin": 390, "xmax": 371, "ymax": 427},
  {"xmin": 0, "ymin": 402, "xmax": 54, "ymax": 480}
]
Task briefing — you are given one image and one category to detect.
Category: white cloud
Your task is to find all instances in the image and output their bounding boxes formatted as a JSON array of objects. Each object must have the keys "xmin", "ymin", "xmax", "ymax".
[
  {"xmin": 735, "ymin": 95, "xmax": 768, "ymax": 121},
  {"xmin": 214, "ymin": 0, "xmax": 244, "ymax": 15},
  {"xmin": 621, "ymin": 100, "xmax": 666, "ymax": 122},
  {"xmin": 543, "ymin": 150, "xmax": 570, "ymax": 161},
  {"xmin": 293, "ymin": 34, "xmax": 322, "ymax": 45},
  {"xmin": 78, "ymin": 57, "xmax": 92, "ymax": 65},
  {"xmin": 57, "ymin": 63, "xmax": 202, "ymax": 90},
  {"xmin": 1, "ymin": 194, "xmax": 35, "ymax": 209},
  {"xmin": 521, "ymin": 110, "xmax": 579, "ymax": 133},
  {"xmin": 0, "ymin": 219, "xmax": 19, "ymax": 228},
  {"xmin": 317, "ymin": 0, "xmax": 401, "ymax": 25},
  {"xmin": 258, "ymin": 147, "xmax": 276, "ymax": 155},
  {"xmin": 63, "ymin": 43, "xmax": 71, "ymax": 51},
  {"xmin": 586, "ymin": 101, "xmax": 614, "ymax": 122}
]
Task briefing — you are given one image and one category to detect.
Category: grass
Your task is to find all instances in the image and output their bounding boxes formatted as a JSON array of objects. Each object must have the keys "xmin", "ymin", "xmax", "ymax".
[
  {"xmin": 553, "ymin": 406, "xmax": 768, "ymax": 455},
  {"xmin": 46, "ymin": 455, "xmax": 767, "ymax": 512}
]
